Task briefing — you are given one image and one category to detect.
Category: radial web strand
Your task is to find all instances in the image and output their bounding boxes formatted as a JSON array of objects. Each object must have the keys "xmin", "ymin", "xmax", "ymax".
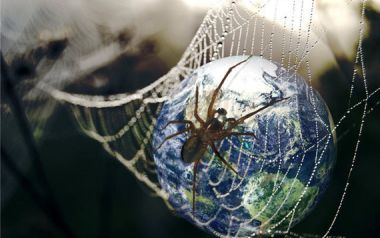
[{"xmin": 43, "ymin": 0, "xmax": 380, "ymax": 237}]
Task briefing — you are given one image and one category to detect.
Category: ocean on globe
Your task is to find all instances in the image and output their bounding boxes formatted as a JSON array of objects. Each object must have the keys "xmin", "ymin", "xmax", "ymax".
[{"xmin": 152, "ymin": 56, "xmax": 336, "ymax": 237}]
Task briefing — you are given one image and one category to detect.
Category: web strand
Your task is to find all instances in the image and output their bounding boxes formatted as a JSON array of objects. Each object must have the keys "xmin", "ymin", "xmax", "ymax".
[{"xmin": 42, "ymin": 0, "xmax": 379, "ymax": 237}]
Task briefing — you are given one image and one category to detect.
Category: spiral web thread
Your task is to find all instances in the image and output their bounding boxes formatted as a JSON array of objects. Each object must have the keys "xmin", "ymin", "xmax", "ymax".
[{"xmin": 46, "ymin": 0, "xmax": 379, "ymax": 237}]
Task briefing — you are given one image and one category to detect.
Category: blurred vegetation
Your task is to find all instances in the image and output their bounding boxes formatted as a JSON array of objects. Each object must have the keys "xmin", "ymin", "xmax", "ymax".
[{"xmin": 1, "ymin": 6, "xmax": 380, "ymax": 238}]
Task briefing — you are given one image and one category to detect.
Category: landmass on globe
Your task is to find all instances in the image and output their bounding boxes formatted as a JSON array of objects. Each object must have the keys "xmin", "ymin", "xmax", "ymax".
[{"xmin": 153, "ymin": 56, "xmax": 336, "ymax": 237}]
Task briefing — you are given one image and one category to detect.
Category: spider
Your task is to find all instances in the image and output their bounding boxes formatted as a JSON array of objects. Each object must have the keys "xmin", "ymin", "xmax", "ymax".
[{"xmin": 157, "ymin": 56, "xmax": 288, "ymax": 213}]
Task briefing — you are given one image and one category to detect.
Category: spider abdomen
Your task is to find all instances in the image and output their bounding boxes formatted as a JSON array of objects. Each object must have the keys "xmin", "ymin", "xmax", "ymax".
[{"xmin": 181, "ymin": 136, "xmax": 208, "ymax": 164}]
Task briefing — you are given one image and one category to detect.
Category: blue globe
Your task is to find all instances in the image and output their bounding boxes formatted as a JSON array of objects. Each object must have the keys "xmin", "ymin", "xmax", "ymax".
[{"xmin": 152, "ymin": 56, "xmax": 336, "ymax": 237}]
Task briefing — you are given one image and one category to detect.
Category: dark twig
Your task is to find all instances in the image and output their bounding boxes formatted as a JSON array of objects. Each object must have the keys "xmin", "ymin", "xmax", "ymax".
[
  {"xmin": 1, "ymin": 53, "xmax": 75, "ymax": 238},
  {"xmin": 1, "ymin": 147, "xmax": 75, "ymax": 238}
]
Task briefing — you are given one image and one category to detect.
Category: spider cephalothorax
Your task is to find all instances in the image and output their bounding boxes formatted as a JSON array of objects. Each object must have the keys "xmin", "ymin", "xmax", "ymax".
[{"xmin": 157, "ymin": 56, "xmax": 288, "ymax": 213}]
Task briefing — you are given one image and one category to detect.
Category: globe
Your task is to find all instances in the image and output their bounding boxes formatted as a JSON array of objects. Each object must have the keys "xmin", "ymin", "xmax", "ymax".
[{"xmin": 152, "ymin": 56, "xmax": 336, "ymax": 237}]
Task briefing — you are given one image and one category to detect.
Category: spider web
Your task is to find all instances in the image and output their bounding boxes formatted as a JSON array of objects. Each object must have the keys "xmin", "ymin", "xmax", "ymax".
[{"xmin": 41, "ymin": 0, "xmax": 380, "ymax": 237}]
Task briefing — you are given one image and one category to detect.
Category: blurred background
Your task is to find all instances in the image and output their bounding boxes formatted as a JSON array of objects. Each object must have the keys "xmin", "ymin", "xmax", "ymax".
[{"xmin": 1, "ymin": 0, "xmax": 380, "ymax": 237}]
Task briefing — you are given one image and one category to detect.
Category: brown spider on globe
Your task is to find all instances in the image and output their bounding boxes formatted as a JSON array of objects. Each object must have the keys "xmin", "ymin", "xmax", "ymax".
[{"xmin": 157, "ymin": 56, "xmax": 288, "ymax": 213}]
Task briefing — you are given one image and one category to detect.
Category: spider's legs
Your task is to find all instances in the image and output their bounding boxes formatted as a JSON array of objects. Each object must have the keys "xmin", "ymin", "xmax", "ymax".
[
  {"xmin": 207, "ymin": 56, "xmax": 252, "ymax": 120},
  {"xmin": 156, "ymin": 128, "xmax": 190, "ymax": 150},
  {"xmin": 210, "ymin": 143, "xmax": 239, "ymax": 176},
  {"xmin": 222, "ymin": 118, "xmax": 237, "ymax": 129},
  {"xmin": 194, "ymin": 86, "xmax": 205, "ymax": 125},
  {"xmin": 161, "ymin": 120, "xmax": 195, "ymax": 131},
  {"xmin": 192, "ymin": 159, "xmax": 201, "ymax": 214},
  {"xmin": 231, "ymin": 97, "xmax": 290, "ymax": 128}
]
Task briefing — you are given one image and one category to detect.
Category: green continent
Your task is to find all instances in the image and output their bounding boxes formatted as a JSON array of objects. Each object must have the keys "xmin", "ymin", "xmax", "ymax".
[
  {"xmin": 242, "ymin": 172, "xmax": 318, "ymax": 230},
  {"xmin": 184, "ymin": 189, "xmax": 218, "ymax": 213}
]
